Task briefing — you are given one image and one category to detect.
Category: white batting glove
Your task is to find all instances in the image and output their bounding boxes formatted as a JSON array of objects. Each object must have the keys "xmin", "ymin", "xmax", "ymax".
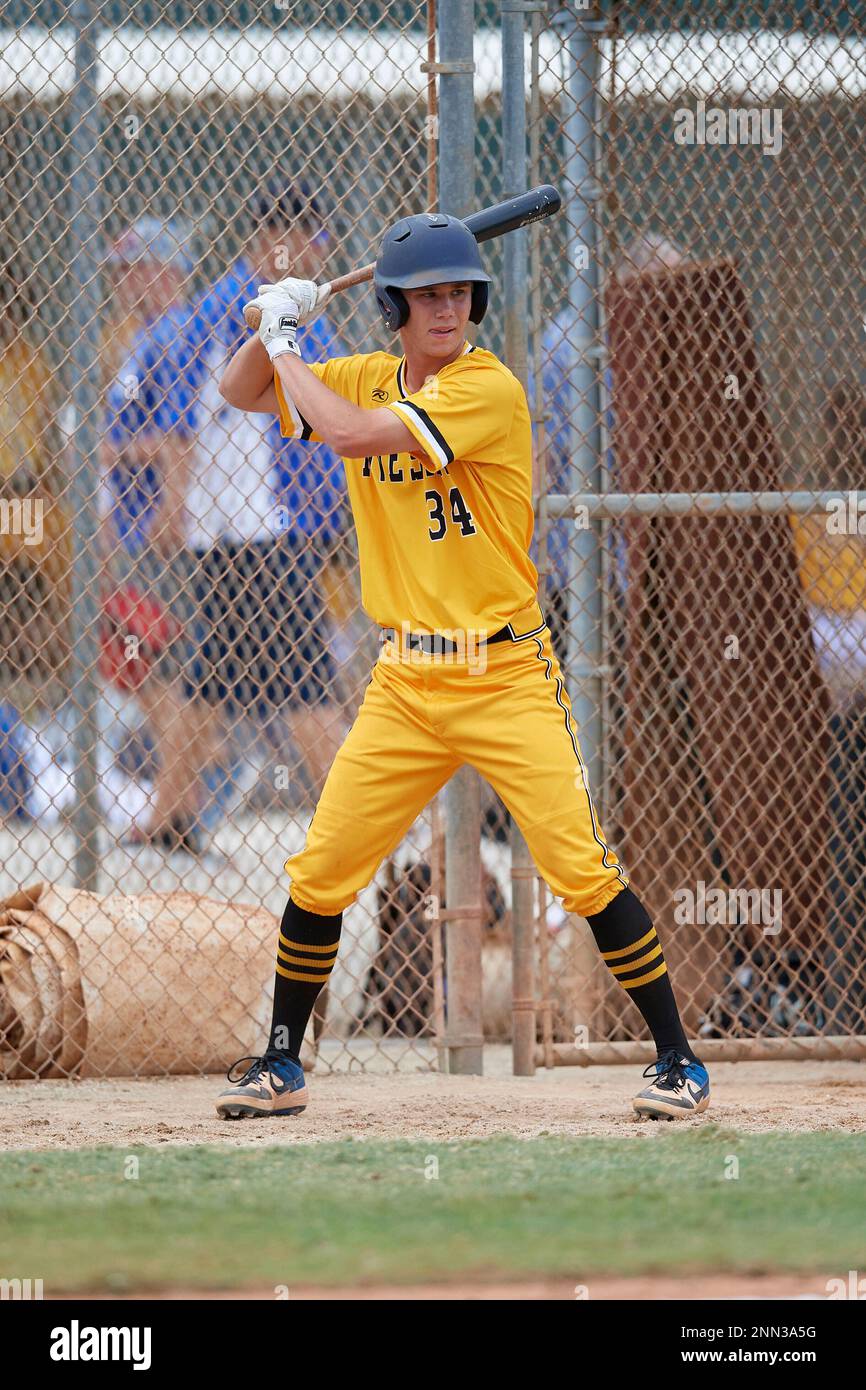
[
  {"xmin": 258, "ymin": 276, "xmax": 332, "ymax": 326},
  {"xmin": 244, "ymin": 288, "xmax": 302, "ymax": 362}
]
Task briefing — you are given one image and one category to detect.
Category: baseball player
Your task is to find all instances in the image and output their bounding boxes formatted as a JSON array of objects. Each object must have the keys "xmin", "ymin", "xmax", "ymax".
[{"xmin": 214, "ymin": 213, "xmax": 710, "ymax": 1122}]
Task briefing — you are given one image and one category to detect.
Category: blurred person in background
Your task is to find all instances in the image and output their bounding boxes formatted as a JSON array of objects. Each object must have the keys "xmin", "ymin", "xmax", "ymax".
[
  {"xmin": 0, "ymin": 264, "xmax": 68, "ymax": 717},
  {"xmin": 183, "ymin": 183, "xmax": 348, "ymax": 811},
  {"xmin": 791, "ymin": 382, "xmax": 866, "ymax": 710},
  {"xmin": 536, "ymin": 234, "xmax": 688, "ymax": 660},
  {"xmin": 788, "ymin": 384, "xmax": 866, "ymax": 1028},
  {"xmin": 0, "ymin": 267, "xmax": 61, "ymax": 819},
  {"xmin": 489, "ymin": 233, "xmax": 689, "ymax": 849},
  {"xmin": 100, "ymin": 216, "xmax": 210, "ymax": 851},
  {"xmin": 0, "ymin": 268, "xmax": 57, "ymax": 492}
]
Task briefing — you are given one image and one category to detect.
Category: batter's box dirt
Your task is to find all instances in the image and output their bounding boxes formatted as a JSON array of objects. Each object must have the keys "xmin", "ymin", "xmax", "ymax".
[{"xmin": 1, "ymin": 1060, "xmax": 864, "ymax": 1151}]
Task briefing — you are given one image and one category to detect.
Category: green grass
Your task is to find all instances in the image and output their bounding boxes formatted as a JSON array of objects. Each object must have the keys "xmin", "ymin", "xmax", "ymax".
[{"xmin": 1, "ymin": 1129, "xmax": 864, "ymax": 1292}]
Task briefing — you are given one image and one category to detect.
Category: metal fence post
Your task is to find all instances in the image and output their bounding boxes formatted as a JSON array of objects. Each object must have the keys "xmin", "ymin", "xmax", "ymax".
[
  {"xmin": 502, "ymin": 0, "xmax": 537, "ymax": 1076},
  {"xmin": 66, "ymin": 0, "xmax": 105, "ymax": 890},
  {"xmin": 551, "ymin": 4, "xmax": 606, "ymax": 799},
  {"xmin": 438, "ymin": 0, "xmax": 484, "ymax": 1075}
]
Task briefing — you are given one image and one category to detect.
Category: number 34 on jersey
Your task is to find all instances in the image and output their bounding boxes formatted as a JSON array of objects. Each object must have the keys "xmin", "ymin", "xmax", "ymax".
[{"xmin": 362, "ymin": 452, "xmax": 476, "ymax": 542}]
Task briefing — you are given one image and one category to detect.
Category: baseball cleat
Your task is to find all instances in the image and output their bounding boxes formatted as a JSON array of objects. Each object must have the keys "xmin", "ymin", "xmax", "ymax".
[
  {"xmin": 633, "ymin": 1050, "xmax": 710, "ymax": 1120},
  {"xmin": 216, "ymin": 1050, "xmax": 309, "ymax": 1120}
]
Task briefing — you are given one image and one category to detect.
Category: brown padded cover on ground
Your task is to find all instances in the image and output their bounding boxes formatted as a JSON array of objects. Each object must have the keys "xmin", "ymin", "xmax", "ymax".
[{"xmin": 0, "ymin": 883, "xmax": 276, "ymax": 1077}]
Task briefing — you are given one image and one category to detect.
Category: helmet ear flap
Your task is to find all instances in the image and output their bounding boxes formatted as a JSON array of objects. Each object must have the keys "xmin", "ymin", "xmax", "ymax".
[
  {"xmin": 376, "ymin": 286, "xmax": 409, "ymax": 331},
  {"xmin": 377, "ymin": 282, "xmax": 485, "ymax": 330},
  {"xmin": 470, "ymin": 282, "xmax": 488, "ymax": 324}
]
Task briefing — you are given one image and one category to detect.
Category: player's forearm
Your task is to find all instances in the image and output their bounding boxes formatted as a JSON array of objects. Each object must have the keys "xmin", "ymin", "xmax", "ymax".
[
  {"xmin": 274, "ymin": 354, "xmax": 370, "ymax": 456},
  {"xmin": 220, "ymin": 335, "xmax": 275, "ymax": 410}
]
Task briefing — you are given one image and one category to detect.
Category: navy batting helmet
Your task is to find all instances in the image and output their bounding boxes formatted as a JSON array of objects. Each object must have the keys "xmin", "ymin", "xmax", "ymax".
[{"xmin": 374, "ymin": 213, "xmax": 491, "ymax": 331}]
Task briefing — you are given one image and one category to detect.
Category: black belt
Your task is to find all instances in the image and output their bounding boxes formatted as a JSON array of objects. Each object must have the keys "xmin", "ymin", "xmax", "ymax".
[{"xmin": 382, "ymin": 623, "xmax": 515, "ymax": 656}]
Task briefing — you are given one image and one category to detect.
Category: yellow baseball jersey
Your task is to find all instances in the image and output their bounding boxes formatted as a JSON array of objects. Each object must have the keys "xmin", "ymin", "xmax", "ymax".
[{"xmin": 274, "ymin": 341, "xmax": 539, "ymax": 635}]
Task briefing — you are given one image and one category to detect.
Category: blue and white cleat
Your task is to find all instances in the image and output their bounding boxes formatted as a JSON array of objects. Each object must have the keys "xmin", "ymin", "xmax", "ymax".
[
  {"xmin": 216, "ymin": 1050, "xmax": 309, "ymax": 1120},
  {"xmin": 633, "ymin": 1051, "xmax": 710, "ymax": 1120}
]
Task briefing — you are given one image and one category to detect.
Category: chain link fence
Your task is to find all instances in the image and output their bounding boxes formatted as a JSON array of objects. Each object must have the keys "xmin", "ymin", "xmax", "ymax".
[
  {"xmin": 0, "ymin": 0, "xmax": 471, "ymax": 1077},
  {"xmin": 1, "ymin": 1, "xmax": 865, "ymax": 1079},
  {"xmin": 520, "ymin": 1, "xmax": 866, "ymax": 1064}
]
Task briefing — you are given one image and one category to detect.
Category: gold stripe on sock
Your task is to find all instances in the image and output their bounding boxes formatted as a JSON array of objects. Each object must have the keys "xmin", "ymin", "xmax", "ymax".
[
  {"xmin": 600, "ymin": 926, "xmax": 656, "ymax": 962},
  {"xmin": 277, "ymin": 947, "xmax": 335, "ymax": 971},
  {"xmin": 619, "ymin": 961, "xmax": 668, "ymax": 990},
  {"xmin": 280, "ymin": 934, "xmax": 341, "ymax": 955},
  {"xmin": 275, "ymin": 962, "xmax": 335, "ymax": 984},
  {"xmin": 609, "ymin": 942, "xmax": 663, "ymax": 976}
]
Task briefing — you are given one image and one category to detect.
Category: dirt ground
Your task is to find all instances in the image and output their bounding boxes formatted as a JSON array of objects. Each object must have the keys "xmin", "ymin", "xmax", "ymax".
[
  {"xmin": 2, "ymin": 1059, "xmax": 865, "ymax": 1151},
  {"xmin": 6, "ymin": 1059, "xmax": 863, "ymax": 1300}
]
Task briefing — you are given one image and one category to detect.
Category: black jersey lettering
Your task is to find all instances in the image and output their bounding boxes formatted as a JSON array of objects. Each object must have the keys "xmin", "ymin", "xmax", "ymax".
[
  {"xmin": 426, "ymin": 489, "xmax": 447, "ymax": 541},
  {"xmin": 449, "ymin": 486, "xmax": 476, "ymax": 535}
]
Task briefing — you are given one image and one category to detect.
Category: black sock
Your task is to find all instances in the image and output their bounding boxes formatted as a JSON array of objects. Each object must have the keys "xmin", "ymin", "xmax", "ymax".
[
  {"xmin": 586, "ymin": 887, "xmax": 700, "ymax": 1064},
  {"xmin": 269, "ymin": 896, "xmax": 342, "ymax": 1058}
]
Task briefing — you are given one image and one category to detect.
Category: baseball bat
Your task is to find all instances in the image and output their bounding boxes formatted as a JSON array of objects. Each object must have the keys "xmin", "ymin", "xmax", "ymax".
[{"xmin": 242, "ymin": 183, "xmax": 561, "ymax": 330}]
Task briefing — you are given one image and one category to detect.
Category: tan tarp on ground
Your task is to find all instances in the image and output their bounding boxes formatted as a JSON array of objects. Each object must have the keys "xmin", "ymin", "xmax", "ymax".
[
  {"xmin": 0, "ymin": 883, "xmax": 276, "ymax": 1077},
  {"xmin": 604, "ymin": 258, "xmax": 832, "ymax": 1028}
]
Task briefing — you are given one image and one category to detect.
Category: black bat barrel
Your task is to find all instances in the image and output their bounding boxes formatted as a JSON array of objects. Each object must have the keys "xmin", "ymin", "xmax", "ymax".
[{"xmin": 464, "ymin": 185, "xmax": 561, "ymax": 244}]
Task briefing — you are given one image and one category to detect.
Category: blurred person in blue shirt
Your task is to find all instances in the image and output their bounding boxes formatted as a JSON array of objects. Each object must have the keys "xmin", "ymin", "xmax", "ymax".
[
  {"xmin": 181, "ymin": 184, "xmax": 349, "ymax": 812},
  {"xmin": 102, "ymin": 217, "xmax": 199, "ymax": 558},
  {"xmin": 99, "ymin": 216, "xmax": 213, "ymax": 851}
]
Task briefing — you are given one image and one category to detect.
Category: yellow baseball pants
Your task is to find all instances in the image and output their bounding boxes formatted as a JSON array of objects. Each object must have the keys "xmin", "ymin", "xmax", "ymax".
[{"xmin": 286, "ymin": 608, "xmax": 628, "ymax": 918}]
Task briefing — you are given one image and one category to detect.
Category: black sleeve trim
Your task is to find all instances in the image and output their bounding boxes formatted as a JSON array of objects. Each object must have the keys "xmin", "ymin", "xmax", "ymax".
[{"xmin": 399, "ymin": 399, "xmax": 454, "ymax": 466}]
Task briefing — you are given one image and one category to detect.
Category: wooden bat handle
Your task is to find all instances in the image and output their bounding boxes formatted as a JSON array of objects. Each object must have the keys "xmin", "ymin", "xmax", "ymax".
[{"xmin": 243, "ymin": 263, "xmax": 374, "ymax": 330}]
